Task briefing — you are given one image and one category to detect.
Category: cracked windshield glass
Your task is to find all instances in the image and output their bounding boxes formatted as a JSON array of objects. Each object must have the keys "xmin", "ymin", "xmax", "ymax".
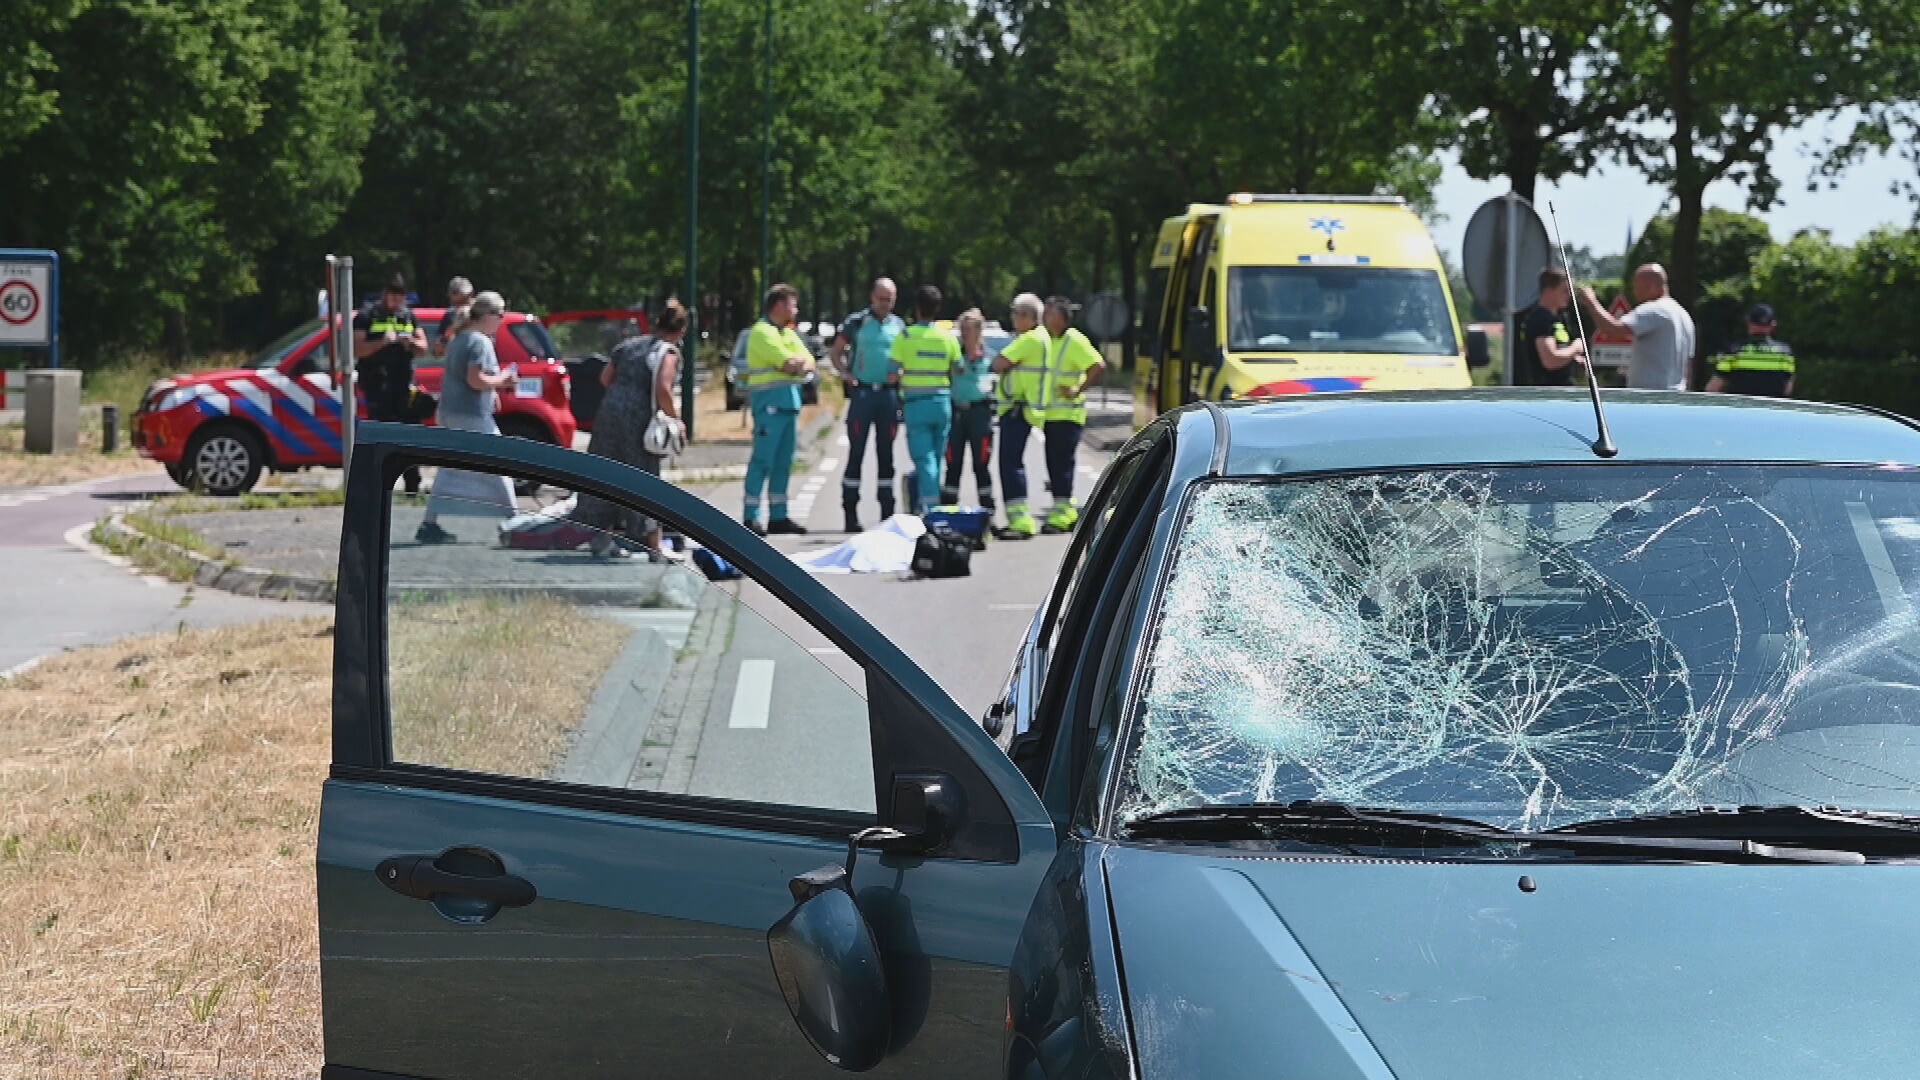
[{"xmin": 1124, "ymin": 464, "xmax": 1920, "ymax": 832}]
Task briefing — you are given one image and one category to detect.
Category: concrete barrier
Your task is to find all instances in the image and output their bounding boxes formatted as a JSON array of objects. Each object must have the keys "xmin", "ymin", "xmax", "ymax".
[{"xmin": 24, "ymin": 368, "xmax": 81, "ymax": 454}]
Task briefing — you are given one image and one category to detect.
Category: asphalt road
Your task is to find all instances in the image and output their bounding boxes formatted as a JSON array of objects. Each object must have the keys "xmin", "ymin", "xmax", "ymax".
[{"xmin": 0, "ymin": 471, "xmax": 327, "ymax": 677}]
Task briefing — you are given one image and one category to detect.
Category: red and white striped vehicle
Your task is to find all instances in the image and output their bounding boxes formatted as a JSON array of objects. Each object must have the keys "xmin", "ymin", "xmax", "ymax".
[{"xmin": 134, "ymin": 309, "xmax": 576, "ymax": 495}]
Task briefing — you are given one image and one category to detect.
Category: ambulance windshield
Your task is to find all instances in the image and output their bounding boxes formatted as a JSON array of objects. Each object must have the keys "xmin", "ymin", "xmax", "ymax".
[{"xmin": 1228, "ymin": 266, "xmax": 1457, "ymax": 356}]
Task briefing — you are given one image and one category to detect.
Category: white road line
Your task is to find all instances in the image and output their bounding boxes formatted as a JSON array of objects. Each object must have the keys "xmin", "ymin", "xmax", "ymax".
[
  {"xmin": 727, "ymin": 658, "xmax": 776, "ymax": 729},
  {"xmin": 64, "ymin": 520, "xmax": 166, "ymax": 588},
  {"xmin": 806, "ymin": 646, "xmax": 844, "ymax": 656},
  {"xmin": 836, "ymin": 435, "xmax": 850, "ymax": 447},
  {"xmin": 817, "ymin": 457, "xmax": 840, "ymax": 473}
]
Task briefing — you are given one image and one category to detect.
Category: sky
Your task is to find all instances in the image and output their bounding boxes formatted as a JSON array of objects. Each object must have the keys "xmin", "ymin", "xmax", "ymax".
[{"xmin": 1429, "ymin": 112, "xmax": 1916, "ymax": 260}]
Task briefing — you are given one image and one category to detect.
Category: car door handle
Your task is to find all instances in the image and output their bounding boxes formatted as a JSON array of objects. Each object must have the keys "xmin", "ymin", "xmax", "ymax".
[{"xmin": 375, "ymin": 854, "xmax": 537, "ymax": 907}]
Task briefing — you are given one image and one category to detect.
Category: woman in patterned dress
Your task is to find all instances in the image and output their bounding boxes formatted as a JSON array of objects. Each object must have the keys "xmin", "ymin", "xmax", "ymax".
[{"xmin": 577, "ymin": 300, "xmax": 686, "ymax": 557}]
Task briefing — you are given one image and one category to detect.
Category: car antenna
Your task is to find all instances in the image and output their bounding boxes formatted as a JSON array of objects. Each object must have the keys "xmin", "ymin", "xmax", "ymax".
[{"xmin": 1547, "ymin": 200, "xmax": 1618, "ymax": 459}]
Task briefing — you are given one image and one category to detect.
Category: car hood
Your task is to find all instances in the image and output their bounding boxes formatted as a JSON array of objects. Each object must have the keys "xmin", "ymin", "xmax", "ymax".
[{"xmin": 1102, "ymin": 844, "xmax": 1920, "ymax": 1079}]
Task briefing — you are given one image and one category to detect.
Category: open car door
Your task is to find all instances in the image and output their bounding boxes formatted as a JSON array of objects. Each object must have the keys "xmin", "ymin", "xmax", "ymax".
[{"xmin": 318, "ymin": 423, "xmax": 1057, "ymax": 1080}]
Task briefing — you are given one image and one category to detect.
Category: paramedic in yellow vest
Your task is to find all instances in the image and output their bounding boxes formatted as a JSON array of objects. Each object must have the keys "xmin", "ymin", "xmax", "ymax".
[
  {"xmin": 990, "ymin": 292, "xmax": 1050, "ymax": 538},
  {"xmin": 742, "ymin": 284, "xmax": 812, "ymax": 536},
  {"xmin": 890, "ymin": 284, "xmax": 963, "ymax": 515},
  {"xmin": 1032, "ymin": 296, "xmax": 1106, "ymax": 534}
]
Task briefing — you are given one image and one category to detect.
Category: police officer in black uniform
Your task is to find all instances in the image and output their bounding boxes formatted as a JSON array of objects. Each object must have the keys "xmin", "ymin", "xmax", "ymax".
[
  {"xmin": 1516, "ymin": 267, "xmax": 1587, "ymax": 386},
  {"xmin": 355, "ymin": 273, "xmax": 428, "ymax": 491},
  {"xmin": 1706, "ymin": 304, "xmax": 1795, "ymax": 398}
]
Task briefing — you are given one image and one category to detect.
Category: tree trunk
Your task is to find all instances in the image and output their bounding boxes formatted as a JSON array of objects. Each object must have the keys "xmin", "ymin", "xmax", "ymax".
[
  {"xmin": 1504, "ymin": 134, "xmax": 1543, "ymax": 205},
  {"xmin": 1666, "ymin": 0, "xmax": 1704, "ymax": 387},
  {"xmin": 163, "ymin": 308, "xmax": 190, "ymax": 364}
]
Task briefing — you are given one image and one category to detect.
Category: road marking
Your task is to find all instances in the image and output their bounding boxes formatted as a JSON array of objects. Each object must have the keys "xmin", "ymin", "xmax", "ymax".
[
  {"xmin": 727, "ymin": 658, "xmax": 776, "ymax": 729},
  {"xmin": 817, "ymin": 457, "xmax": 840, "ymax": 473},
  {"xmin": 988, "ymin": 602, "xmax": 1037, "ymax": 612},
  {"xmin": 64, "ymin": 520, "xmax": 166, "ymax": 588},
  {"xmin": 0, "ymin": 476, "xmax": 117, "ymax": 509},
  {"xmin": 836, "ymin": 435, "xmax": 849, "ymax": 447},
  {"xmin": 807, "ymin": 646, "xmax": 844, "ymax": 656},
  {"xmin": 0, "ymin": 655, "xmax": 46, "ymax": 681}
]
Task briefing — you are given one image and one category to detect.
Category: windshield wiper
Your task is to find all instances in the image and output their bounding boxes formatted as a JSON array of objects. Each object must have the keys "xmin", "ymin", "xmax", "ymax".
[
  {"xmin": 1551, "ymin": 805, "xmax": 1920, "ymax": 856},
  {"xmin": 1124, "ymin": 801, "xmax": 1866, "ymax": 864}
]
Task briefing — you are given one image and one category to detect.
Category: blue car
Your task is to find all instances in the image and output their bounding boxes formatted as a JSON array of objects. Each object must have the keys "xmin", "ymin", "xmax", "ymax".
[{"xmin": 321, "ymin": 390, "xmax": 1920, "ymax": 1080}]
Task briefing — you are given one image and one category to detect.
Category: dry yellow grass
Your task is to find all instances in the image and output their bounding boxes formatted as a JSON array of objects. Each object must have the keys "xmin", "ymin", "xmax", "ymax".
[
  {"xmin": 388, "ymin": 593, "xmax": 633, "ymax": 778},
  {"xmin": 0, "ymin": 599, "xmax": 629, "ymax": 1077},
  {"xmin": 0, "ymin": 618, "xmax": 333, "ymax": 1079},
  {"xmin": 0, "ymin": 422, "xmax": 162, "ymax": 489}
]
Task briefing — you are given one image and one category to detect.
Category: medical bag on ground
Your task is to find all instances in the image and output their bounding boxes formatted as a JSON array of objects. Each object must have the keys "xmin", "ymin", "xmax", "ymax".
[
  {"xmin": 923, "ymin": 505, "xmax": 991, "ymax": 549},
  {"xmin": 911, "ymin": 525, "xmax": 973, "ymax": 579}
]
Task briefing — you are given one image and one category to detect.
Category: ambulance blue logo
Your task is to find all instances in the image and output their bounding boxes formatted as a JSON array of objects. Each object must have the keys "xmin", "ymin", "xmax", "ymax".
[{"xmin": 1309, "ymin": 217, "xmax": 1346, "ymax": 238}]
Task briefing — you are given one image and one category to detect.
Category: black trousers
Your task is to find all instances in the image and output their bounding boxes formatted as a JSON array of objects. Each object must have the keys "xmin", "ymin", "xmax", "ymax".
[{"xmin": 940, "ymin": 400, "xmax": 995, "ymax": 508}]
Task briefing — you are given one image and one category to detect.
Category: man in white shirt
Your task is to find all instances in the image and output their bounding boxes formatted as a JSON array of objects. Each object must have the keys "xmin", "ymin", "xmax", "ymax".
[{"xmin": 1578, "ymin": 263, "xmax": 1697, "ymax": 391}]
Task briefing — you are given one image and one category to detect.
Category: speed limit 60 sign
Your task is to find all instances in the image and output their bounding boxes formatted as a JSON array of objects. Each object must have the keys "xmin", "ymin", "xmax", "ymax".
[{"xmin": 0, "ymin": 250, "xmax": 58, "ymax": 352}]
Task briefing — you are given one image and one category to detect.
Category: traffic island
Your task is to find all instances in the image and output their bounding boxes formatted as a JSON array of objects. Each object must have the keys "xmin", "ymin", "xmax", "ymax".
[{"xmin": 96, "ymin": 497, "xmax": 704, "ymax": 609}]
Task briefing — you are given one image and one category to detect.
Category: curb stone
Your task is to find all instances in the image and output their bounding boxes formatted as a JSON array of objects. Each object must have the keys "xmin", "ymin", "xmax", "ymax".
[{"xmin": 98, "ymin": 512, "xmax": 336, "ymax": 603}]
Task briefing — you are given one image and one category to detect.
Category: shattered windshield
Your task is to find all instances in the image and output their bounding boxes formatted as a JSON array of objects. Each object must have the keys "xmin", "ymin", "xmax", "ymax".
[{"xmin": 1120, "ymin": 465, "xmax": 1920, "ymax": 833}]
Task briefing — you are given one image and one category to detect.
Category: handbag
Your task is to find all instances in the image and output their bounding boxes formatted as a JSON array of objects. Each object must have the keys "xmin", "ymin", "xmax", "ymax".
[{"xmin": 643, "ymin": 410, "xmax": 687, "ymax": 457}]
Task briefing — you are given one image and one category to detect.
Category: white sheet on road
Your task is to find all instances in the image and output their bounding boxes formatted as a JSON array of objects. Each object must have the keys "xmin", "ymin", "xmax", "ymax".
[{"xmin": 792, "ymin": 515, "xmax": 926, "ymax": 575}]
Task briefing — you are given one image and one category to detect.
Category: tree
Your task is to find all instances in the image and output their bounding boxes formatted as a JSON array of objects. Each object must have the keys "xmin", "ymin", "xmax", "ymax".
[
  {"xmin": 0, "ymin": 0, "xmax": 372, "ymax": 360},
  {"xmin": 1426, "ymin": 0, "xmax": 1636, "ymax": 201},
  {"xmin": 1605, "ymin": 0, "xmax": 1920, "ymax": 322}
]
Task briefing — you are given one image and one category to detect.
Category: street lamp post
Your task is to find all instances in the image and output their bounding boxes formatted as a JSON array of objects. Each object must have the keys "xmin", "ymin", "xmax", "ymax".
[
  {"xmin": 683, "ymin": 0, "xmax": 700, "ymax": 437},
  {"xmin": 759, "ymin": 0, "xmax": 773, "ymax": 299}
]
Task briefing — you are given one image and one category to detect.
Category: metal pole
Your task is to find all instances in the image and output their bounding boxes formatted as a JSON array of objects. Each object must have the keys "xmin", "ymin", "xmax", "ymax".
[
  {"xmin": 759, "ymin": 0, "xmax": 773, "ymax": 300},
  {"xmin": 329, "ymin": 255, "xmax": 356, "ymax": 473},
  {"xmin": 682, "ymin": 0, "xmax": 700, "ymax": 438},
  {"xmin": 1502, "ymin": 194, "xmax": 1518, "ymax": 388}
]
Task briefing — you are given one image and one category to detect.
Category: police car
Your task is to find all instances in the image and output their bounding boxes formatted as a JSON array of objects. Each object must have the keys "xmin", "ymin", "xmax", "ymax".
[{"xmin": 133, "ymin": 309, "xmax": 577, "ymax": 495}]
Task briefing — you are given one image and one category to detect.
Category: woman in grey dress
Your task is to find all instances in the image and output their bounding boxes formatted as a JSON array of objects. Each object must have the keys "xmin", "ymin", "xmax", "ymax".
[
  {"xmin": 416, "ymin": 290, "xmax": 520, "ymax": 544},
  {"xmin": 578, "ymin": 299, "xmax": 686, "ymax": 557}
]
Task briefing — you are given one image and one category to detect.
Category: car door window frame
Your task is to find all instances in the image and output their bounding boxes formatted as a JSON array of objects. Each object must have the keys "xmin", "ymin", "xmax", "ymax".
[
  {"xmin": 333, "ymin": 424, "xmax": 1043, "ymax": 862},
  {"xmin": 1015, "ymin": 433, "xmax": 1173, "ymax": 820}
]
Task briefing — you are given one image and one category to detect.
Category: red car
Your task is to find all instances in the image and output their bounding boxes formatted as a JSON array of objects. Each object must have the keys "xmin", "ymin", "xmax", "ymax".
[{"xmin": 134, "ymin": 308, "xmax": 576, "ymax": 495}]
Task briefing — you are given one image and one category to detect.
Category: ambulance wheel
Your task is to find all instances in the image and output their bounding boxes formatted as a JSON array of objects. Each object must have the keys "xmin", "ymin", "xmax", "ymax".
[{"xmin": 182, "ymin": 424, "xmax": 265, "ymax": 496}]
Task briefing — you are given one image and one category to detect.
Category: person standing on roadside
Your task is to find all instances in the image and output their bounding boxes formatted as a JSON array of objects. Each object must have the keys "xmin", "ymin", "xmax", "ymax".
[
  {"xmin": 1706, "ymin": 304, "xmax": 1795, "ymax": 398},
  {"xmin": 1030, "ymin": 296, "xmax": 1106, "ymax": 534},
  {"xmin": 1517, "ymin": 268, "xmax": 1587, "ymax": 386},
  {"xmin": 1578, "ymin": 263, "xmax": 1696, "ymax": 391},
  {"xmin": 415, "ymin": 291, "xmax": 519, "ymax": 544},
  {"xmin": 577, "ymin": 299, "xmax": 688, "ymax": 558},
  {"xmin": 742, "ymin": 284, "xmax": 813, "ymax": 537},
  {"xmin": 991, "ymin": 293, "xmax": 1050, "ymax": 539},
  {"xmin": 890, "ymin": 285, "xmax": 962, "ymax": 515},
  {"xmin": 831, "ymin": 277, "xmax": 905, "ymax": 531},
  {"xmin": 355, "ymin": 273, "xmax": 428, "ymax": 493},
  {"xmin": 434, "ymin": 276, "xmax": 474, "ymax": 358},
  {"xmin": 940, "ymin": 308, "xmax": 997, "ymax": 512}
]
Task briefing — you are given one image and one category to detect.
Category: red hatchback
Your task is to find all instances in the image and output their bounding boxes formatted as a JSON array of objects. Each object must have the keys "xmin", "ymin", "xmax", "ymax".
[{"xmin": 134, "ymin": 309, "xmax": 577, "ymax": 495}]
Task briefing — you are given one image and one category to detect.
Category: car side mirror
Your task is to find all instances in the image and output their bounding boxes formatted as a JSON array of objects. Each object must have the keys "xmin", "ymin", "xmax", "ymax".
[
  {"xmin": 768, "ymin": 828, "xmax": 902, "ymax": 1072},
  {"xmin": 1466, "ymin": 327, "xmax": 1491, "ymax": 369}
]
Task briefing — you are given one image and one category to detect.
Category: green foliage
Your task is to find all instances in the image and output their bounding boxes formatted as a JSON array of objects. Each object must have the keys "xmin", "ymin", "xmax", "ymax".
[{"xmin": 1748, "ymin": 227, "xmax": 1920, "ymax": 413}]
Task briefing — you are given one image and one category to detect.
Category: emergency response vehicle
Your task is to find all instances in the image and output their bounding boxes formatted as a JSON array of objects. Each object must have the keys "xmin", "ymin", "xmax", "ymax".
[
  {"xmin": 133, "ymin": 308, "xmax": 576, "ymax": 495},
  {"xmin": 1136, "ymin": 193, "xmax": 1489, "ymax": 425}
]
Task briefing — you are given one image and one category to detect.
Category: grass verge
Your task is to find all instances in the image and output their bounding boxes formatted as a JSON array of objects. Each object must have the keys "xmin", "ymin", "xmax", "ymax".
[
  {"xmin": 0, "ymin": 619, "xmax": 335, "ymax": 1079},
  {"xmin": 92, "ymin": 506, "xmax": 234, "ymax": 585},
  {"xmin": 0, "ymin": 596, "xmax": 630, "ymax": 1076},
  {"xmin": 388, "ymin": 593, "xmax": 633, "ymax": 778},
  {"xmin": 0, "ymin": 419, "xmax": 159, "ymax": 489}
]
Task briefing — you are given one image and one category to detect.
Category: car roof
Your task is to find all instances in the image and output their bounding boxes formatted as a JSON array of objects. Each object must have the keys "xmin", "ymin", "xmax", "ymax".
[{"xmin": 1172, "ymin": 389, "xmax": 1920, "ymax": 478}]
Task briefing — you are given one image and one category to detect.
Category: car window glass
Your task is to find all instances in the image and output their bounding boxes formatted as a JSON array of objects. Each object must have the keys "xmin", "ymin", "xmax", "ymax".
[
  {"xmin": 1043, "ymin": 452, "xmax": 1148, "ymax": 652},
  {"xmin": 382, "ymin": 471, "xmax": 875, "ymax": 815}
]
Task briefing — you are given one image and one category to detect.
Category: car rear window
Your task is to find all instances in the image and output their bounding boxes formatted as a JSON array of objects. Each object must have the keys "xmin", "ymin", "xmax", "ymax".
[
  {"xmin": 510, "ymin": 320, "xmax": 558, "ymax": 359},
  {"xmin": 1121, "ymin": 465, "xmax": 1920, "ymax": 831}
]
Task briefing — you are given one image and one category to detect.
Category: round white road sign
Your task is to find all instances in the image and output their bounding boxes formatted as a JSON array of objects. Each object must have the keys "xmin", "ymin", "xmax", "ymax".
[{"xmin": 0, "ymin": 262, "xmax": 52, "ymax": 345}]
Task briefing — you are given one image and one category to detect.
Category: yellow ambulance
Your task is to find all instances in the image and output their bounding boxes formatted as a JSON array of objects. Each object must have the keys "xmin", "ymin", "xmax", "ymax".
[{"xmin": 1136, "ymin": 193, "xmax": 1488, "ymax": 424}]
